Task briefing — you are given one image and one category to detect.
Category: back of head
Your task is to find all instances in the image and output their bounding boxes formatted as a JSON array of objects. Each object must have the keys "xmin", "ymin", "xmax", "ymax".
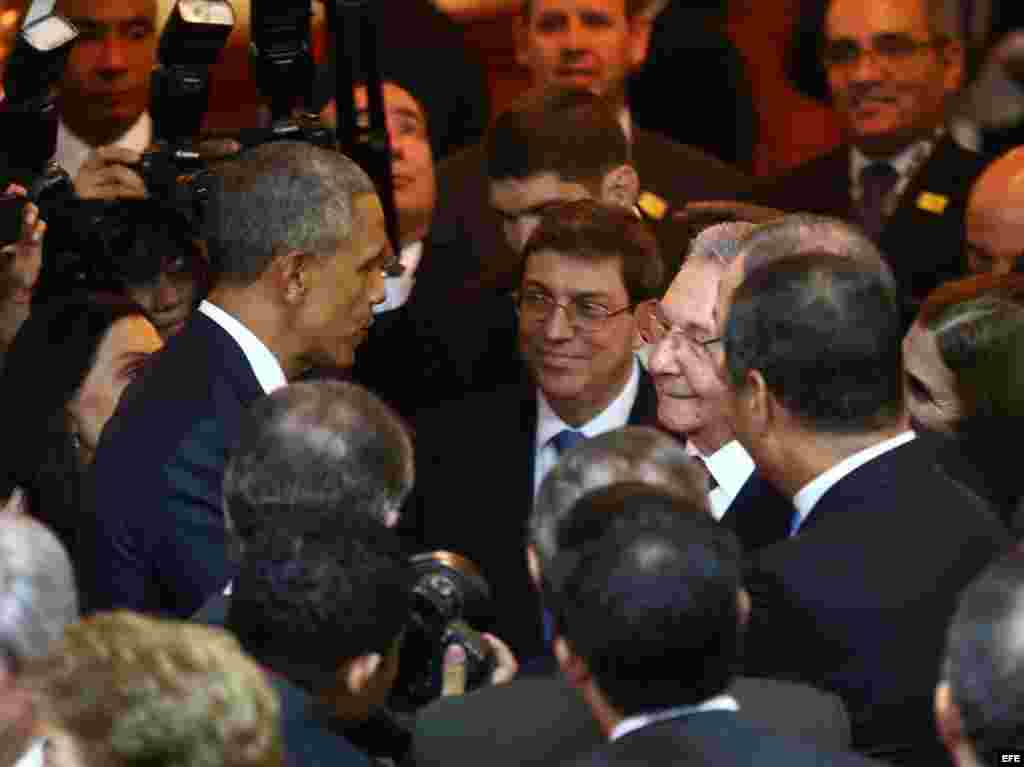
[
  {"xmin": 724, "ymin": 251, "xmax": 905, "ymax": 433},
  {"xmin": 486, "ymin": 87, "xmax": 629, "ymax": 186},
  {"xmin": 223, "ymin": 381, "xmax": 414, "ymax": 551},
  {"xmin": 555, "ymin": 484, "xmax": 743, "ymax": 715},
  {"xmin": 205, "ymin": 141, "xmax": 376, "ymax": 285},
  {"xmin": 531, "ymin": 426, "xmax": 706, "ymax": 571},
  {"xmin": 23, "ymin": 610, "xmax": 282, "ymax": 767},
  {"xmin": 0, "ymin": 511, "xmax": 77, "ymax": 668},
  {"xmin": 520, "ymin": 199, "xmax": 663, "ymax": 304},
  {"xmin": 687, "ymin": 221, "xmax": 758, "ymax": 268},
  {"xmin": 227, "ymin": 524, "xmax": 409, "ymax": 693},
  {"xmin": 944, "ymin": 551, "xmax": 1024, "ymax": 765}
]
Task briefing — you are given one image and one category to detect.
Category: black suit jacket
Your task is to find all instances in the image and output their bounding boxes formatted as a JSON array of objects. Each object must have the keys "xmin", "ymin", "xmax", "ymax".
[
  {"xmin": 567, "ymin": 710, "xmax": 880, "ymax": 767},
  {"xmin": 403, "ymin": 367, "xmax": 661, "ymax": 660},
  {"xmin": 719, "ymin": 469, "xmax": 794, "ymax": 553},
  {"xmin": 410, "ymin": 673, "xmax": 852, "ymax": 767},
  {"xmin": 755, "ymin": 136, "xmax": 990, "ymax": 305},
  {"xmin": 80, "ymin": 311, "xmax": 264, "ymax": 617},
  {"xmin": 429, "ymin": 131, "xmax": 751, "ymax": 298},
  {"xmin": 743, "ymin": 437, "xmax": 1010, "ymax": 767}
]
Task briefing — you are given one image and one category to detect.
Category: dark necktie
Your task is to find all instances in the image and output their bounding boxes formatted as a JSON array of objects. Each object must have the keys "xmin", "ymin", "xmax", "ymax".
[
  {"xmin": 857, "ymin": 162, "xmax": 900, "ymax": 241},
  {"xmin": 551, "ymin": 429, "xmax": 586, "ymax": 454}
]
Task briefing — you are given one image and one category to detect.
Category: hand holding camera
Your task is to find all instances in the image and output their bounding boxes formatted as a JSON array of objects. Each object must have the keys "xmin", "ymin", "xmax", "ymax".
[{"xmin": 0, "ymin": 184, "xmax": 45, "ymax": 304}]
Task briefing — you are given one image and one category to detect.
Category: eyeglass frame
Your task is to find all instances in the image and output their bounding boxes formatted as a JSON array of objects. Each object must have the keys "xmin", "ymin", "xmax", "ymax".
[
  {"xmin": 636, "ymin": 299, "xmax": 722, "ymax": 349},
  {"xmin": 820, "ymin": 32, "xmax": 947, "ymax": 69},
  {"xmin": 512, "ymin": 288, "xmax": 637, "ymax": 332}
]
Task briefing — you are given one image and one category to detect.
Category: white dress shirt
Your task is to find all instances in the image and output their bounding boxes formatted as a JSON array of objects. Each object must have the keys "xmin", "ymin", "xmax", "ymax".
[
  {"xmin": 791, "ymin": 430, "xmax": 916, "ymax": 534},
  {"xmin": 198, "ymin": 301, "xmax": 287, "ymax": 395},
  {"xmin": 14, "ymin": 738, "xmax": 46, "ymax": 767},
  {"xmin": 687, "ymin": 439, "xmax": 756, "ymax": 521},
  {"xmin": 610, "ymin": 694, "xmax": 739, "ymax": 742},
  {"xmin": 374, "ymin": 241, "xmax": 423, "ymax": 314},
  {"xmin": 56, "ymin": 112, "xmax": 153, "ymax": 179},
  {"xmin": 533, "ymin": 357, "xmax": 641, "ymax": 497}
]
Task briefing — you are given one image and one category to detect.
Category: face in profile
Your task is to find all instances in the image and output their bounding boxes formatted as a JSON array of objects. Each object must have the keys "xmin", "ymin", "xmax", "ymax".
[
  {"xmin": 517, "ymin": 248, "xmax": 637, "ymax": 421},
  {"xmin": 66, "ymin": 313, "xmax": 163, "ymax": 462},
  {"xmin": 297, "ymin": 193, "xmax": 389, "ymax": 370},
  {"xmin": 123, "ymin": 250, "xmax": 201, "ymax": 339},
  {"xmin": 57, "ymin": 0, "xmax": 157, "ymax": 144},
  {"xmin": 490, "ymin": 173, "xmax": 592, "ymax": 253},
  {"xmin": 823, "ymin": 0, "xmax": 961, "ymax": 156},
  {"xmin": 516, "ymin": 0, "xmax": 650, "ymax": 104},
  {"xmin": 645, "ymin": 254, "xmax": 733, "ymax": 454},
  {"xmin": 902, "ymin": 319, "xmax": 962, "ymax": 433}
]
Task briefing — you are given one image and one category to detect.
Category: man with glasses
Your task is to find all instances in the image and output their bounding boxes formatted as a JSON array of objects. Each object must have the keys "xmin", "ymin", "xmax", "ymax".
[
  {"xmin": 641, "ymin": 222, "xmax": 793, "ymax": 552},
  {"xmin": 755, "ymin": 0, "xmax": 989, "ymax": 309},
  {"xmin": 402, "ymin": 200, "xmax": 663, "ymax": 662}
]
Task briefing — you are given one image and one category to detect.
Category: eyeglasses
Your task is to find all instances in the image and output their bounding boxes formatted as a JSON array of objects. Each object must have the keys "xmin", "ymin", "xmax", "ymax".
[
  {"xmin": 513, "ymin": 289, "xmax": 635, "ymax": 332},
  {"xmin": 821, "ymin": 33, "xmax": 943, "ymax": 68},
  {"xmin": 636, "ymin": 300, "xmax": 721, "ymax": 349}
]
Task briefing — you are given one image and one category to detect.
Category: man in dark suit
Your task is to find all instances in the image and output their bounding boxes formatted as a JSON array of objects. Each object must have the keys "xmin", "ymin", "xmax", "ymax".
[
  {"xmin": 404, "ymin": 200, "xmax": 664, "ymax": 661},
  {"xmin": 408, "ymin": 428, "xmax": 852, "ymax": 767},
  {"xmin": 756, "ymin": 0, "xmax": 989, "ymax": 307},
  {"xmin": 429, "ymin": 0, "xmax": 750, "ymax": 299},
  {"xmin": 642, "ymin": 221, "xmax": 793, "ymax": 551},
  {"xmin": 80, "ymin": 141, "xmax": 394, "ymax": 617},
  {"xmin": 720, "ymin": 250, "xmax": 1010, "ymax": 766},
  {"xmin": 552, "ymin": 485, "xmax": 880, "ymax": 767}
]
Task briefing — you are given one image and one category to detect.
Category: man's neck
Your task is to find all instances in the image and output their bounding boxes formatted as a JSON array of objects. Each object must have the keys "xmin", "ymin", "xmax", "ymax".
[
  {"xmin": 204, "ymin": 287, "xmax": 298, "ymax": 378},
  {"xmin": 61, "ymin": 110, "xmax": 139, "ymax": 150},
  {"xmin": 544, "ymin": 362, "xmax": 635, "ymax": 428}
]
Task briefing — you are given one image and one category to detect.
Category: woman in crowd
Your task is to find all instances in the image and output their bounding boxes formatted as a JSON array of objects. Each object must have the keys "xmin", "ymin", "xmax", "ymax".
[{"xmin": 0, "ymin": 293, "xmax": 163, "ymax": 558}]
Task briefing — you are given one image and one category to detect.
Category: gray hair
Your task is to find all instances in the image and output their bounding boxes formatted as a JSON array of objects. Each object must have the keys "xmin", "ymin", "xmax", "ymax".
[
  {"xmin": 206, "ymin": 141, "xmax": 377, "ymax": 285},
  {"xmin": 737, "ymin": 213, "xmax": 896, "ymax": 289},
  {"xmin": 530, "ymin": 426, "xmax": 706, "ymax": 570},
  {"xmin": 688, "ymin": 221, "xmax": 758, "ymax": 268},
  {"xmin": 224, "ymin": 382, "xmax": 414, "ymax": 551},
  {"xmin": 0, "ymin": 512, "xmax": 78, "ymax": 666}
]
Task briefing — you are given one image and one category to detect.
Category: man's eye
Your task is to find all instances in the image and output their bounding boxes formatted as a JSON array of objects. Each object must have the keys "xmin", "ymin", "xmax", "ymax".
[
  {"xmin": 577, "ymin": 301, "xmax": 609, "ymax": 319},
  {"xmin": 822, "ymin": 40, "xmax": 859, "ymax": 65},
  {"xmin": 906, "ymin": 373, "xmax": 935, "ymax": 405},
  {"xmin": 873, "ymin": 34, "xmax": 920, "ymax": 56},
  {"xmin": 535, "ymin": 14, "xmax": 566, "ymax": 33}
]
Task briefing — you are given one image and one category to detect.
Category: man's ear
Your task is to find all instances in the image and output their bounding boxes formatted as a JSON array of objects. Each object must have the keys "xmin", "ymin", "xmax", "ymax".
[
  {"xmin": 935, "ymin": 681, "xmax": 965, "ymax": 760},
  {"xmin": 554, "ymin": 636, "xmax": 590, "ymax": 688},
  {"xmin": 343, "ymin": 653, "xmax": 383, "ymax": 695},
  {"xmin": 514, "ymin": 14, "xmax": 531, "ymax": 69},
  {"xmin": 737, "ymin": 588, "xmax": 752, "ymax": 629},
  {"xmin": 271, "ymin": 248, "xmax": 312, "ymax": 306},
  {"xmin": 601, "ymin": 164, "xmax": 640, "ymax": 210},
  {"xmin": 627, "ymin": 15, "xmax": 653, "ymax": 71},
  {"xmin": 526, "ymin": 544, "xmax": 543, "ymax": 591},
  {"xmin": 740, "ymin": 368, "xmax": 773, "ymax": 433},
  {"xmin": 940, "ymin": 38, "xmax": 965, "ymax": 93}
]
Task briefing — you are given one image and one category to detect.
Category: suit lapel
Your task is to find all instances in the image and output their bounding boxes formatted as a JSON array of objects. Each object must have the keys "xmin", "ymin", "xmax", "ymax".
[{"xmin": 192, "ymin": 311, "xmax": 267, "ymax": 409}]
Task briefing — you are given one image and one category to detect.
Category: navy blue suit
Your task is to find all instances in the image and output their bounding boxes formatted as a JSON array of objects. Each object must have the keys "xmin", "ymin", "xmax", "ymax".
[
  {"xmin": 719, "ymin": 470, "xmax": 794, "ymax": 553},
  {"xmin": 742, "ymin": 437, "xmax": 1010, "ymax": 766},
  {"xmin": 80, "ymin": 312, "xmax": 264, "ymax": 617}
]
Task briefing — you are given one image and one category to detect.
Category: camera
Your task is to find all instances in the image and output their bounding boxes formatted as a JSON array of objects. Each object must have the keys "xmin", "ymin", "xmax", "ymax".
[{"xmin": 391, "ymin": 551, "xmax": 496, "ymax": 711}]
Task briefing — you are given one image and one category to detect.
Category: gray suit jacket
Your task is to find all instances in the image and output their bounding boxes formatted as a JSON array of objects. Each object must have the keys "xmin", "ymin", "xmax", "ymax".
[{"xmin": 410, "ymin": 674, "xmax": 850, "ymax": 767}]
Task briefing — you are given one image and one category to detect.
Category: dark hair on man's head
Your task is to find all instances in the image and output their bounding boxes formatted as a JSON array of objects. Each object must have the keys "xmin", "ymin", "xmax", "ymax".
[
  {"xmin": 519, "ymin": 199, "xmax": 662, "ymax": 304},
  {"xmin": 227, "ymin": 522, "xmax": 409, "ymax": 693},
  {"xmin": 724, "ymin": 251, "xmax": 905, "ymax": 432},
  {"xmin": 205, "ymin": 141, "xmax": 376, "ymax": 285},
  {"xmin": 555, "ymin": 485, "xmax": 743, "ymax": 715},
  {"xmin": 486, "ymin": 88, "xmax": 628, "ymax": 186},
  {"xmin": 224, "ymin": 382, "xmax": 414, "ymax": 555},
  {"xmin": 520, "ymin": 0, "xmax": 662, "ymax": 21},
  {"xmin": 944, "ymin": 550, "xmax": 1024, "ymax": 766},
  {"xmin": 531, "ymin": 426, "xmax": 706, "ymax": 571}
]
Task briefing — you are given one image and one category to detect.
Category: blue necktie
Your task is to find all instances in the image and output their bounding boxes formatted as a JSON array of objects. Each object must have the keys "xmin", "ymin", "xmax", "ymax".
[
  {"xmin": 789, "ymin": 508, "xmax": 803, "ymax": 537},
  {"xmin": 551, "ymin": 429, "xmax": 586, "ymax": 454},
  {"xmin": 857, "ymin": 162, "xmax": 899, "ymax": 241}
]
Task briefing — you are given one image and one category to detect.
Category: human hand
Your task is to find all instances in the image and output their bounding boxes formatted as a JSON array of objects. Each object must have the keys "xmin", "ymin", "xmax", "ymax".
[
  {"xmin": 1, "ymin": 184, "xmax": 44, "ymax": 305},
  {"xmin": 73, "ymin": 146, "xmax": 147, "ymax": 200}
]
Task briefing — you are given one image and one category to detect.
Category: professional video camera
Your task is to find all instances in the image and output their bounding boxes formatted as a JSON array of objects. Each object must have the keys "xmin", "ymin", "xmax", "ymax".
[{"xmin": 390, "ymin": 551, "xmax": 497, "ymax": 712}]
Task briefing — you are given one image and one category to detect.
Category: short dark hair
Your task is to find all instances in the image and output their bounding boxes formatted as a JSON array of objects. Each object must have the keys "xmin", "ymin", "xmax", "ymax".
[
  {"xmin": 519, "ymin": 199, "xmax": 662, "ymax": 304},
  {"xmin": 944, "ymin": 551, "xmax": 1024, "ymax": 766},
  {"xmin": 486, "ymin": 88, "xmax": 628, "ymax": 186},
  {"xmin": 227, "ymin": 522, "xmax": 410, "ymax": 693},
  {"xmin": 205, "ymin": 141, "xmax": 376, "ymax": 285},
  {"xmin": 224, "ymin": 382, "xmax": 414, "ymax": 554},
  {"xmin": 555, "ymin": 484, "xmax": 743, "ymax": 715},
  {"xmin": 724, "ymin": 251, "xmax": 905, "ymax": 432}
]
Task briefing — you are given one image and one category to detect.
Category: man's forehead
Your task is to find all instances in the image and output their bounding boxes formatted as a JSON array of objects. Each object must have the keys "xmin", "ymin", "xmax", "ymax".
[
  {"xmin": 491, "ymin": 173, "xmax": 590, "ymax": 211},
  {"xmin": 524, "ymin": 248, "xmax": 626, "ymax": 290},
  {"xmin": 355, "ymin": 82, "xmax": 427, "ymax": 122},
  {"xmin": 527, "ymin": 0, "xmax": 629, "ymax": 22},
  {"xmin": 825, "ymin": 0, "xmax": 930, "ymax": 39},
  {"xmin": 58, "ymin": 0, "xmax": 156, "ymax": 19}
]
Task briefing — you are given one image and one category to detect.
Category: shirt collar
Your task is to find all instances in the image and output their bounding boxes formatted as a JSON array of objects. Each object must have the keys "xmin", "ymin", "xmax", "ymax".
[
  {"xmin": 687, "ymin": 440, "xmax": 756, "ymax": 508},
  {"xmin": 198, "ymin": 300, "xmax": 288, "ymax": 394},
  {"xmin": 535, "ymin": 357, "xmax": 641, "ymax": 451},
  {"xmin": 57, "ymin": 111, "xmax": 152, "ymax": 179},
  {"xmin": 610, "ymin": 694, "xmax": 739, "ymax": 742},
  {"xmin": 374, "ymin": 240, "xmax": 423, "ymax": 314},
  {"xmin": 792, "ymin": 430, "xmax": 916, "ymax": 528}
]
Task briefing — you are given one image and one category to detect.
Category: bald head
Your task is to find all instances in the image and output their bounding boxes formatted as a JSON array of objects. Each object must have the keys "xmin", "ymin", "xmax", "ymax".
[{"xmin": 966, "ymin": 148, "xmax": 1024, "ymax": 275}]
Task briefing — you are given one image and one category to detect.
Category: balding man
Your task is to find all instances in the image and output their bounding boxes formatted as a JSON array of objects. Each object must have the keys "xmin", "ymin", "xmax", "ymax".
[{"xmin": 965, "ymin": 146, "xmax": 1024, "ymax": 274}]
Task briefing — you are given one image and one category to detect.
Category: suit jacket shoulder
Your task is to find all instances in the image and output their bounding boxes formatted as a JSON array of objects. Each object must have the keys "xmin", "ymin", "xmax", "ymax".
[
  {"xmin": 80, "ymin": 314, "xmax": 264, "ymax": 617},
  {"xmin": 269, "ymin": 674, "xmax": 372, "ymax": 767},
  {"xmin": 719, "ymin": 469, "xmax": 793, "ymax": 553},
  {"xmin": 753, "ymin": 144, "xmax": 851, "ymax": 216}
]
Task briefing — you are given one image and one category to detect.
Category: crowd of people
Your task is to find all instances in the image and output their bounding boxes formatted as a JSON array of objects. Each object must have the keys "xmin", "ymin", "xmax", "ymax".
[{"xmin": 2, "ymin": 0, "xmax": 1024, "ymax": 765}]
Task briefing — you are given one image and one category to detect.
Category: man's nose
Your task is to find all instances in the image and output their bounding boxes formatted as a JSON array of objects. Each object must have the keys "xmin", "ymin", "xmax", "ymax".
[
  {"xmin": 542, "ymin": 305, "xmax": 574, "ymax": 341},
  {"xmin": 848, "ymin": 48, "xmax": 888, "ymax": 82},
  {"xmin": 648, "ymin": 336, "xmax": 679, "ymax": 376},
  {"xmin": 97, "ymin": 36, "xmax": 130, "ymax": 73}
]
